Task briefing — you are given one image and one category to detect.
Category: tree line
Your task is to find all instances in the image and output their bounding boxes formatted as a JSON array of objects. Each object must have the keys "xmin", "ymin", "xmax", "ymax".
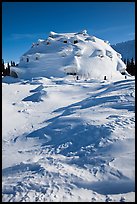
[
  {"xmin": 2, "ymin": 58, "xmax": 135, "ymax": 77},
  {"xmin": 2, "ymin": 59, "xmax": 16, "ymax": 76},
  {"xmin": 124, "ymin": 57, "xmax": 135, "ymax": 76}
]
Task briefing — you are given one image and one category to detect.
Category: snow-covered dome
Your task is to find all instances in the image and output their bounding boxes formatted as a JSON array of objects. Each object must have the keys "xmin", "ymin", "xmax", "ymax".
[{"xmin": 10, "ymin": 30, "xmax": 128, "ymax": 80}]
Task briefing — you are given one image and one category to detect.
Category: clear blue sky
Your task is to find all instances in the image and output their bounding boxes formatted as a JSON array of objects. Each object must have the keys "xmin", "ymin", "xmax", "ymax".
[{"xmin": 2, "ymin": 2, "xmax": 135, "ymax": 63}]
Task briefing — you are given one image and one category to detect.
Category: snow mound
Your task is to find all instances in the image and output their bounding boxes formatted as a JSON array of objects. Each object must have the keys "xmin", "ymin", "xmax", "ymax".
[{"xmin": 10, "ymin": 30, "xmax": 128, "ymax": 80}]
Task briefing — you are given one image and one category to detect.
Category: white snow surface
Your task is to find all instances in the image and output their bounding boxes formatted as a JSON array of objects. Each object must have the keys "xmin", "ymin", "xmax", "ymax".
[
  {"xmin": 2, "ymin": 74, "xmax": 135, "ymax": 202},
  {"xmin": 10, "ymin": 30, "xmax": 127, "ymax": 80}
]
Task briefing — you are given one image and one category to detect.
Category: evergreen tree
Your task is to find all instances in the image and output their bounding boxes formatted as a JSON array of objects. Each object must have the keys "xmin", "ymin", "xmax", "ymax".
[
  {"xmin": 2, "ymin": 59, "xmax": 6, "ymax": 76},
  {"xmin": 127, "ymin": 59, "xmax": 130, "ymax": 67},
  {"xmin": 126, "ymin": 59, "xmax": 130, "ymax": 74},
  {"xmin": 126, "ymin": 58, "xmax": 135, "ymax": 76},
  {"xmin": 6, "ymin": 62, "xmax": 10, "ymax": 76},
  {"xmin": 130, "ymin": 58, "xmax": 135, "ymax": 76},
  {"xmin": 10, "ymin": 61, "xmax": 16, "ymax": 66},
  {"xmin": 130, "ymin": 57, "xmax": 134, "ymax": 68},
  {"xmin": 123, "ymin": 58, "xmax": 127, "ymax": 65}
]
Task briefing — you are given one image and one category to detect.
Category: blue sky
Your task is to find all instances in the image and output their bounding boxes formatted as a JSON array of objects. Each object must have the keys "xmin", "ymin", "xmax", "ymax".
[{"xmin": 2, "ymin": 2, "xmax": 135, "ymax": 63}]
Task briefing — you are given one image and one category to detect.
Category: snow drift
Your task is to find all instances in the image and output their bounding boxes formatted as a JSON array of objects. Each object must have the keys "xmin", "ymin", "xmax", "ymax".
[
  {"xmin": 2, "ymin": 76, "xmax": 135, "ymax": 202},
  {"xmin": 10, "ymin": 30, "xmax": 127, "ymax": 80}
]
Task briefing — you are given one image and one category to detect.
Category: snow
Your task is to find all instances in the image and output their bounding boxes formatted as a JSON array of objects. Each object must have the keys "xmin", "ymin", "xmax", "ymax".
[
  {"xmin": 2, "ymin": 74, "xmax": 135, "ymax": 202},
  {"xmin": 2, "ymin": 30, "xmax": 135, "ymax": 202},
  {"xmin": 10, "ymin": 30, "xmax": 127, "ymax": 81}
]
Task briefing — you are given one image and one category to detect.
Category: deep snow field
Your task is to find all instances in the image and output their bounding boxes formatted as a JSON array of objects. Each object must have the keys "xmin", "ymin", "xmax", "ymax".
[{"xmin": 2, "ymin": 75, "xmax": 135, "ymax": 202}]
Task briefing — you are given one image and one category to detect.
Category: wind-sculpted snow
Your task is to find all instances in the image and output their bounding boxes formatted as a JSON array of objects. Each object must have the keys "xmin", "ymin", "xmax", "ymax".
[
  {"xmin": 22, "ymin": 90, "xmax": 47, "ymax": 102},
  {"xmin": 10, "ymin": 30, "xmax": 128, "ymax": 81},
  {"xmin": 2, "ymin": 76, "xmax": 135, "ymax": 202}
]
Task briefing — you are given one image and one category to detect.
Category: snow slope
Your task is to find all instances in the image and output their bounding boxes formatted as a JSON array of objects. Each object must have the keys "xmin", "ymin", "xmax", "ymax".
[
  {"xmin": 10, "ymin": 30, "xmax": 127, "ymax": 80},
  {"xmin": 2, "ymin": 75, "xmax": 135, "ymax": 202},
  {"xmin": 112, "ymin": 40, "xmax": 135, "ymax": 60}
]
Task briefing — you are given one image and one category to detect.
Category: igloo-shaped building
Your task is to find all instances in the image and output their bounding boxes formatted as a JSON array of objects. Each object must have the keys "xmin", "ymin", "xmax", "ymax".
[{"xmin": 10, "ymin": 30, "xmax": 128, "ymax": 80}]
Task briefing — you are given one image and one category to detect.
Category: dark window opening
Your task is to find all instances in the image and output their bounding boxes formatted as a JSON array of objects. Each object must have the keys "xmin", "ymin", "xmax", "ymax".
[
  {"xmin": 99, "ymin": 55, "xmax": 104, "ymax": 58},
  {"xmin": 67, "ymin": 73, "xmax": 77, "ymax": 75},
  {"xmin": 74, "ymin": 40, "xmax": 78, "ymax": 44},
  {"xmin": 121, "ymin": 72, "xmax": 126, "ymax": 75},
  {"xmin": 63, "ymin": 40, "xmax": 67, "ymax": 43}
]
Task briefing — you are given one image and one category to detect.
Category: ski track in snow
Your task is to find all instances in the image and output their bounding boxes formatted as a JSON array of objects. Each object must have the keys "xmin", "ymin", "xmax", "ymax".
[{"xmin": 2, "ymin": 76, "xmax": 135, "ymax": 202}]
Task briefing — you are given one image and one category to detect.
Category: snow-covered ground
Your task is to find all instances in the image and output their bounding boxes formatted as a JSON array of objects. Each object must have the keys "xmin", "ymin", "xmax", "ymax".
[{"xmin": 2, "ymin": 75, "xmax": 135, "ymax": 202}]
